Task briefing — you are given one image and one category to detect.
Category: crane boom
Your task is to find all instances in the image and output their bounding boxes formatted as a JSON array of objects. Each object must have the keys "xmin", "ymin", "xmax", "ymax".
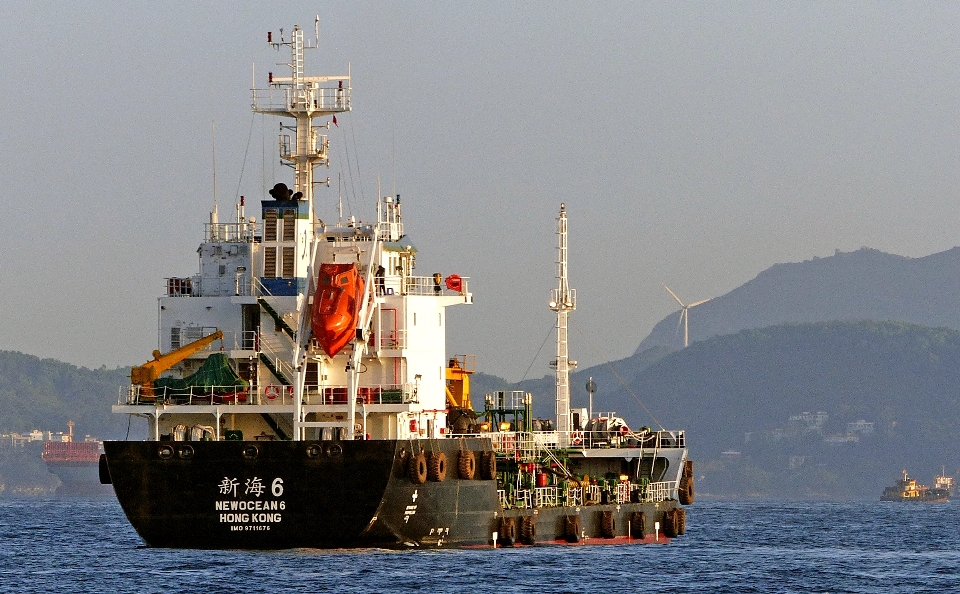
[{"xmin": 131, "ymin": 331, "xmax": 225, "ymax": 390}]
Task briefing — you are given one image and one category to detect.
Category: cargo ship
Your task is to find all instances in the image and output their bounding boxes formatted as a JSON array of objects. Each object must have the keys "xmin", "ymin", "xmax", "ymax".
[
  {"xmin": 100, "ymin": 19, "xmax": 693, "ymax": 549},
  {"xmin": 880, "ymin": 470, "xmax": 950, "ymax": 502},
  {"xmin": 42, "ymin": 422, "xmax": 111, "ymax": 496}
]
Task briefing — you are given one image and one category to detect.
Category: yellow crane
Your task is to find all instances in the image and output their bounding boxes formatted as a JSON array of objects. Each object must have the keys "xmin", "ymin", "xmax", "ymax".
[
  {"xmin": 131, "ymin": 330, "xmax": 224, "ymax": 398},
  {"xmin": 445, "ymin": 355, "xmax": 475, "ymax": 410}
]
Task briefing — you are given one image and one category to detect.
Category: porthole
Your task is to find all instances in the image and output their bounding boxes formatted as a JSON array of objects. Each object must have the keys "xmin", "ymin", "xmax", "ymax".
[
  {"xmin": 306, "ymin": 444, "xmax": 322, "ymax": 458},
  {"xmin": 242, "ymin": 445, "xmax": 259, "ymax": 459},
  {"xmin": 158, "ymin": 445, "xmax": 174, "ymax": 460},
  {"xmin": 326, "ymin": 443, "xmax": 343, "ymax": 458},
  {"xmin": 177, "ymin": 445, "xmax": 194, "ymax": 459}
]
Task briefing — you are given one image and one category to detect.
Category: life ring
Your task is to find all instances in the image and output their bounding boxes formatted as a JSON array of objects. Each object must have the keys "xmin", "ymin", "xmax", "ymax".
[
  {"xmin": 619, "ymin": 425, "xmax": 629, "ymax": 437},
  {"xmin": 265, "ymin": 385, "xmax": 280, "ymax": 400},
  {"xmin": 571, "ymin": 432, "xmax": 583, "ymax": 446}
]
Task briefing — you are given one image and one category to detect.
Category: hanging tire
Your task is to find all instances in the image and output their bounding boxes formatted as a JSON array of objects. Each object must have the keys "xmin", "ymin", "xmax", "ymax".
[
  {"xmin": 428, "ymin": 451, "xmax": 447, "ymax": 482},
  {"xmin": 520, "ymin": 516, "xmax": 536, "ymax": 545},
  {"xmin": 408, "ymin": 451, "xmax": 427, "ymax": 484},
  {"xmin": 630, "ymin": 512, "xmax": 646, "ymax": 539},
  {"xmin": 480, "ymin": 451, "xmax": 497, "ymax": 481},
  {"xmin": 499, "ymin": 516, "xmax": 517, "ymax": 546},
  {"xmin": 600, "ymin": 510, "xmax": 616, "ymax": 538},
  {"xmin": 564, "ymin": 515, "xmax": 582, "ymax": 543},
  {"xmin": 677, "ymin": 507, "xmax": 687, "ymax": 535},
  {"xmin": 98, "ymin": 454, "xmax": 111, "ymax": 485},
  {"xmin": 662, "ymin": 509, "xmax": 679, "ymax": 538},
  {"xmin": 679, "ymin": 476, "xmax": 695, "ymax": 505},
  {"xmin": 457, "ymin": 450, "xmax": 476, "ymax": 480}
]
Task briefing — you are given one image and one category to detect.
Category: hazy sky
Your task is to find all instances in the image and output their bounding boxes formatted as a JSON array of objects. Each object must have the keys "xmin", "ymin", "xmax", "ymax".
[{"xmin": 2, "ymin": 2, "xmax": 959, "ymax": 381}]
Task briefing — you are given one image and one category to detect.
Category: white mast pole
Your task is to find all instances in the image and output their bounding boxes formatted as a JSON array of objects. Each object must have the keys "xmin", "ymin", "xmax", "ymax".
[{"xmin": 549, "ymin": 204, "xmax": 576, "ymax": 446}]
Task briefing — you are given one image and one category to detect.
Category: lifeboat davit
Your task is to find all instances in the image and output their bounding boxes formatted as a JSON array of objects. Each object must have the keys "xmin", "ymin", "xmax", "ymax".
[{"xmin": 311, "ymin": 263, "xmax": 365, "ymax": 357}]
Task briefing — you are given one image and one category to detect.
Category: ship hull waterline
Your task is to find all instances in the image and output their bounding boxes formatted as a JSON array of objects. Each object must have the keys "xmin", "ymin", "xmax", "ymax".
[{"xmin": 103, "ymin": 438, "xmax": 680, "ymax": 549}]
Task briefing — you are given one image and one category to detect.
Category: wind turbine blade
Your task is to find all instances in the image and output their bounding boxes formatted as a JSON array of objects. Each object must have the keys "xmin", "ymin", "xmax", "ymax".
[
  {"xmin": 662, "ymin": 283, "xmax": 685, "ymax": 307},
  {"xmin": 687, "ymin": 297, "xmax": 712, "ymax": 308},
  {"xmin": 675, "ymin": 311, "xmax": 684, "ymax": 336}
]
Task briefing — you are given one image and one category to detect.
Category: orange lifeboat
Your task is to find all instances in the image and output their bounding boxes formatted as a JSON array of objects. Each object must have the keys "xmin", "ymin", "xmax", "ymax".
[{"xmin": 311, "ymin": 263, "xmax": 365, "ymax": 357}]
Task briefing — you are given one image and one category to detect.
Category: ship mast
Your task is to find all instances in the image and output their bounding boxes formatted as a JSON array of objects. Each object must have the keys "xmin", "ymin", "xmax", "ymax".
[
  {"xmin": 549, "ymin": 204, "xmax": 577, "ymax": 446},
  {"xmin": 252, "ymin": 21, "xmax": 351, "ymax": 441},
  {"xmin": 252, "ymin": 23, "xmax": 350, "ymax": 219}
]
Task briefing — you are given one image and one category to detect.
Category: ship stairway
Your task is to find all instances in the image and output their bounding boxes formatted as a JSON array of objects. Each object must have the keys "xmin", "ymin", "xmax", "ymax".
[
  {"xmin": 258, "ymin": 298, "xmax": 296, "ymax": 339},
  {"xmin": 258, "ymin": 352, "xmax": 292, "ymax": 386},
  {"xmin": 636, "ymin": 455, "xmax": 660, "ymax": 481},
  {"xmin": 261, "ymin": 413, "xmax": 294, "ymax": 441},
  {"xmin": 532, "ymin": 439, "xmax": 576, "ymax": 480}
]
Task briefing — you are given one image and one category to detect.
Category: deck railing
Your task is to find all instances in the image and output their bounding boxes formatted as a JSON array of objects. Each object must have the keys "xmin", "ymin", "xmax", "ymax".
[
  {"xmin": 484, "ymin": 429, "xmax": 685, "ymax": 453},
  {"xmin": 120, "ymin": 382, "xmax": 417, "ymax": 406}
]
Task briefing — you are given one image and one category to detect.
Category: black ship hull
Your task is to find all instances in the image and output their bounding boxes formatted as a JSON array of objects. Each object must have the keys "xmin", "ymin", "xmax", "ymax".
[{"xmin": 103, "ymin": 437, "xmax": 681, "ymax": 549}]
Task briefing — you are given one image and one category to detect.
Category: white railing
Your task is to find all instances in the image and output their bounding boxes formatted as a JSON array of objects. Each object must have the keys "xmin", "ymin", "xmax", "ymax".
[
  {"xmin": 205, "ymin": 222, "xmax": 257, "ymax": 243},
  {"xmin": 253, "ymin": 83, "xmax": 351, "ymax": 114},
  {"xmin": 513, "ymin": 489, "xmax": 532, "ymax": 509},
  {"xmin": 492, "ymin": 480, "xmax": 677, "ymax": 509},
  {"xmin": 303, "ymin": 384, "xmax": 411, "ymax": 405},
  {"xmin": 403, "ymin": 275, "xmax": 470, "ymax": 297},
  {"xmin": 485, "ymin": 430, "xmax": 686, "ymax": 453},
  {"xmin": 376, "ymin": 329, "xmax": 406, "ymax": 350},
  {"xmin": 616, "ymin": 482, "xmax": 631, "ymax": 504},
  {"xmin": 121, "ymin": 384, "xmax": 252, "ymax": 406},
  {"xmin": 121, "ymin": 382, "xmax": 417, "ymax": 407},
  {"xmin": 535, "ymin": 486, "xmax": 559, "ymax": 507},
  {"xmin": 586, "ymin": 485, "xmax": 602, "ymax": 504},
  {"xmin": 643, "ymin": 481, "xmax": 675, "ymax": 503}
]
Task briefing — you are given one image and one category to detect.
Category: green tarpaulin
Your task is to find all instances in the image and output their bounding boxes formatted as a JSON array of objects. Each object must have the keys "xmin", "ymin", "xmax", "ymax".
[{"xmin": 153, "ymin": 352, "xmax": 248, "ymax": 397}]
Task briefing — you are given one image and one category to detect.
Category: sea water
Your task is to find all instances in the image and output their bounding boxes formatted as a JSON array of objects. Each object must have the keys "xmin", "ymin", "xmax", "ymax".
[{"xmin": 1, "ymin": 497, "xmax": 958, "ymax": 593}]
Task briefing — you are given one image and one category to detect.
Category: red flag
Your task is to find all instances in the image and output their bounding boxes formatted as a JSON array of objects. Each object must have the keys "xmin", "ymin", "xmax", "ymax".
[{"xmin": 332, "ymin": 115, "xmax": 338, "ymax": 127}]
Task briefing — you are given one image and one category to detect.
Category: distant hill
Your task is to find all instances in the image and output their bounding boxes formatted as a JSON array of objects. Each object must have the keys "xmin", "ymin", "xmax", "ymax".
[
  {"xmin": 581, "ymin": 320, "xmax": 960, "ymax": 499},
  {"xmin": 636, "ymin": 246, "xmax": 960, "ymax": 354},
  {"xmin": 0, "ymin": 351, "xmax": 130, "ymax": 440}
]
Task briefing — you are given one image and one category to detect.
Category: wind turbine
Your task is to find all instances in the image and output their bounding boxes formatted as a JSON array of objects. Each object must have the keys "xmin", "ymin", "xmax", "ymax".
[{"xmin": 663, "ymin": 284, "xmax": 711, "ymax": 348}]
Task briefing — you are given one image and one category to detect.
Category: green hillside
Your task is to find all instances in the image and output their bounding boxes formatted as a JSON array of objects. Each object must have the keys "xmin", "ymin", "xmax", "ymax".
[
  {"xmin": 0, "ymin": 351, "xmax": 130, "ymax": 439},
  {"xmin": 594, "ymin": 320, "xmax": 960, "ymax": 499}
]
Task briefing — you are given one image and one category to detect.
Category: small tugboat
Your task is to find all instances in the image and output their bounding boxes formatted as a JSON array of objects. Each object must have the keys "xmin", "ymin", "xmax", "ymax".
[
  {"xmin": 880, "ymin": 470, "xmax": 950, "ymax": 502},
  {"xmin": 100, "ymin": 18, "xmax": 693, "ymax": 549}
]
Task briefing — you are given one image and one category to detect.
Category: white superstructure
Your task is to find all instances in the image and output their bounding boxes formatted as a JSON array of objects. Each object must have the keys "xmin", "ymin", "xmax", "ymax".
[{"xmin": 116, "ymin": 23, "xmax": 472, "ymax": 443}]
